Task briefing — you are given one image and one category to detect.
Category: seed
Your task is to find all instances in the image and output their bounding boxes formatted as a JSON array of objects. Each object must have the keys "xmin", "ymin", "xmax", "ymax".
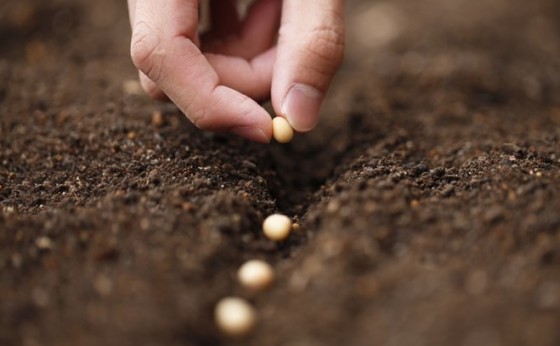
[
  {"xmin": 215, "ymin": 297, "xmax": 257, "ymax": 337},
  {"xmin": 263, "ymin": 213, "xmax": 292, "ymax": 241},
  {"xmin": 238, "ymin": 260, "xmax": 275, "ymax": 291},
  {"xmin": 123, "ymin": 79, "xmax": 143, "ymax": 95},
  {"xmin": 272, "ymin": 117, "xmax": 294, "ymax": 143}
]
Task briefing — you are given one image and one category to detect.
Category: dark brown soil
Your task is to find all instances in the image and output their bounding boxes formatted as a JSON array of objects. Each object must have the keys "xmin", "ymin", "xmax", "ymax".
[{"xmin": 2, "ymin": 0, "xmax": 560, "ymax": 345}]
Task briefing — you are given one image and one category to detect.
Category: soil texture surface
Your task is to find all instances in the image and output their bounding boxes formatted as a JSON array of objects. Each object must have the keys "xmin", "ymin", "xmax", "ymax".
[{"xmin": 1, "ymin": 0, "xmax": 560, "ymax": 345}]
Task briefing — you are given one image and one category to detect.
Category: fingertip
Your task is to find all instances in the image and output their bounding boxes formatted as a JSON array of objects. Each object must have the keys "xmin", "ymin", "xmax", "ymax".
[
  {"xmin": 230, "ymin": 126, "xmax": 271, "ymax": 143},
  {"xmin": 228, "ymin": 106, "xmax": 273, "ymax": 143},
  {"xmin": 280, "ymin": 83, "xmax": 323, "ymax": 132},
  {"xmin": 139, "ymin": 72, "xmax": 168, "ymax": 101},
  {"xmin": 191, "ymin": 86, "xmax": 273, "ymax": 142}
]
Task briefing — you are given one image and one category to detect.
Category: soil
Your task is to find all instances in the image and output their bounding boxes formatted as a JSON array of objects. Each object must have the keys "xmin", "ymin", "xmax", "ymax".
[{"xmin": 1, "ymin": 0, "xmax": 560, "ymax": 345}]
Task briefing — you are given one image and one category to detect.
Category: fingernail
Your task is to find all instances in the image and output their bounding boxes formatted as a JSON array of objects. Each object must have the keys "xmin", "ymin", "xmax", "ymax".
[
  {"xmin": 230, "ymin": 126, "xmax": 270, "ymax": 143},
  {"xmin": 281, "ymin": 84, "xmax": 324, "ymax": 132}
]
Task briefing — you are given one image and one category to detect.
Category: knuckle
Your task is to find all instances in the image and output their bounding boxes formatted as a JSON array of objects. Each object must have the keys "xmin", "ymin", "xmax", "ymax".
[
  {"xmin": 130, "ymin": 21, "xmax": 162, "ymax": 80},
  {"xmin": 305, "ymin": 24, "xmax": 345, "ymax": 70}
]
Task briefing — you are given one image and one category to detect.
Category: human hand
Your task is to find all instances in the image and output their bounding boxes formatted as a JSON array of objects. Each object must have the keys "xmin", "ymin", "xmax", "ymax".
[{"xmin": 128, "ymin": 0, "xmax": 345, "ymax": 143}]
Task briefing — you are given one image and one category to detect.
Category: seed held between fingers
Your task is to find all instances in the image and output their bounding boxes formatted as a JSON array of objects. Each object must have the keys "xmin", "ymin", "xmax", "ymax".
[{"xmin": 272, "ymin": 117, "xmax": 294, "ymax": 143}]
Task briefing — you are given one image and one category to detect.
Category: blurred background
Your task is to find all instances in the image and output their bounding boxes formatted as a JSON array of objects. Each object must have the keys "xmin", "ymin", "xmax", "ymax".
[{"xmin": 1, "ymin": 0, "xmax": 559, "ymax": 123}]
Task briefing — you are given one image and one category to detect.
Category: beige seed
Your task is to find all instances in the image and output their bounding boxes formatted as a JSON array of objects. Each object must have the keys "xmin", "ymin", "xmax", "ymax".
[
  {"xmin": 263, "ymin": 213, "xmax": 292, "ymax": 241},
  {"xmin": 122, "ymin": 80, "xmax": 143, "ymax": 95},
  {"xmin": 272, "ymin": 117, "xmax": 294, "ymax": 143},
  {"xmin": 238, "ymin": 260, "xmax": 275, "ymax": 291},
  {"xmin": 215, "ymin": 297, "xmax": 257, "ymax": 337}
]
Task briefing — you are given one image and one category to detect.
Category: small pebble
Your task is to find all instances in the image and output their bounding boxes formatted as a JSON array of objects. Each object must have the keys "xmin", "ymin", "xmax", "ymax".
[
  {"xmin": 263, "ymin": 214, "xmax": 292, "ymax": 241},
  {"xmin": 215, "ymin": 297, "xmax": 257, "ymax": 337},
  {"xmin": 127, "ymin": 131, "xmax": 136, "ymax": 140},
  {"xmin": 238, "ymin": 260, "xmax": 275, "ymax": 291},
  {"xmin": 272, "ymin": 117, "xmax": 294, "ymax": 143},
  {"xmin": 151, "ymin": 111, "xmax": 165, "ymax": 127},
  {"xmin": 35, "ymin": 236, "xmax": 53, "ymax": 250}
]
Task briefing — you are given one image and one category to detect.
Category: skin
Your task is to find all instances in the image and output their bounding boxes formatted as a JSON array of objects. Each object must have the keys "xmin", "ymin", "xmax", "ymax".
[{"xmin": 127, "ymin": 0, "xmax": 345, "ymax": 143}]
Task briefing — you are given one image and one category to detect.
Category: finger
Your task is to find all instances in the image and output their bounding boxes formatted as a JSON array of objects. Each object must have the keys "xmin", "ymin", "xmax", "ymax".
[
  {"xmin": 129, "ymin": 0, "xmax": 169, "ymax": 101},
  {"xmin": 139, "ymin": 71, "xmax": 168, "ymax": 101},
  {"xmin": 206, "ymin": 47, "xmax": 276, "ymax": 101},
  {"xmin": 130, "ymin": 0, "xmax": 272, "ymax": 142},
  {"xmin": 127, "ymin": 0, "xmax": 136, "ymax": 27},
  {"xmin": 131, "ymin": 0, "xmax": 275, "ymax": 101},
  {"xmin": 239, "ymin": 0, "xmax": 281, "ymax": 54},
  {"xmin": 272, "ymin": 0, "xmax": 345, "ymax": 132},
  {"xmin": 203, "ymin": 0, "xmax": 281, "ymax": 60}
]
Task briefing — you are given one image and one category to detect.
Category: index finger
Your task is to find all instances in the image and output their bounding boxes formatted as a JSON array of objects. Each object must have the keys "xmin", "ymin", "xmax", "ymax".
[{"xmin": 130, "ymin": 0, "xmax": 272, "ymax": 142}]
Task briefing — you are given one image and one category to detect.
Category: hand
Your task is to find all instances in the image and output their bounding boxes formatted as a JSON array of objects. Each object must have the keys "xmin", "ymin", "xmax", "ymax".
[{"xmin": 127, "ymin": 0, "xmax": 345, "ymax": 142}]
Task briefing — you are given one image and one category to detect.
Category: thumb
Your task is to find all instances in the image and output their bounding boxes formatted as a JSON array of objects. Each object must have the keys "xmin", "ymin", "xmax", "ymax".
[{"xmin": 272, "ymin": 0, "xmax": 345, "ymax": 132}]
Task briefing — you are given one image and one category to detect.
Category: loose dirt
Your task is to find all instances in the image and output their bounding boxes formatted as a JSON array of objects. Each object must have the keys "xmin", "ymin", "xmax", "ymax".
[{"xmin": 1, "ymin": 0, "xmax": 560, "ymax": 345}]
